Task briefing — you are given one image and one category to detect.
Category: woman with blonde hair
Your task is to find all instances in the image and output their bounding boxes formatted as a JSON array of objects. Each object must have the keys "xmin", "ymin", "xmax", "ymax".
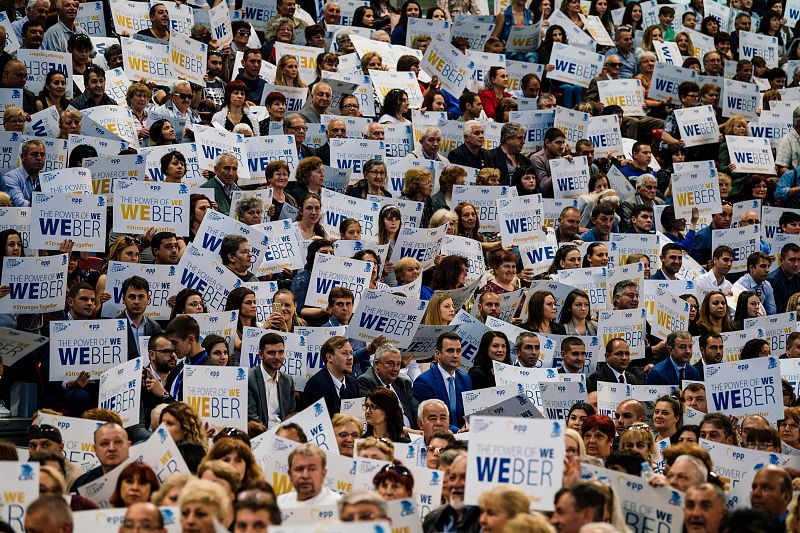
[
  {"xmin": 400, "ymin": 168, "xmax": 434, "ymax": 226},
  {"xmin": 206, "ymin": 437, "xmax": 265, "ymax": 487},
  {"xmin": 360, "ymin": 51, "xmax": 387, "ymax": 74},
  {"xmin": 178, "ymin": 479, "xmax": 231, "ymax": 533},
  {"xmin": 675, "ymin": 31, "xmax": 697, "ymax": 57},
  {"xmin": 357, "ymin": 436, "xmax": 394, "ymax": 461},
  {"xmin": 636, "ymin": 24, "xmax": 663, "ymax": 56},
  {"xmin": 2, "ymin": 105, "xmax": 25, "ymax": 132},
  {"xmin": 95, "ymin": 235, "xmax": 141, "ymax": 314},
  {"xmin": 564, "ymin": 428, "xmax": 586, "ymax": 462},
  {"xmin": 126, "ymin": 82, "xmax": 152, "ymax": 139},
  {"xmin": 620, "ymin": 424, "xmax": 657, "ymax": 465},
  {"xmin": 477, "ymin": 486, "xmax": 532, "ymax": 533},
  {"xmin": 503, "ymin": 513, "xmax": 555, "ymax": 533},
  {"xmin": 151, "ymin": 473, "xmax": 191, "ymax": 506},
  {"xmin": 58, "ymin": 109, "xmax": 82, "ymax": 139},
  {"xmin": 422, "ymin": 293, "xmax": 456, "ymax": 325},
  {"xmin": 332, "ymin": 413, "xmax": 362, "ymax": 457},
  {"xmin": 393, "ymin": 256, "xmax": 433, "ymax": 299},
  {"xmin": 159, "ymin": 402, "xmax": 209, "ymax": 451},
  {"xmin": 274, "ymin": 55, "xmax": 307, "ymax": 88},
  {"xmin": 272, "ymin": 288, "xmax": 307, "ymax": 332}
]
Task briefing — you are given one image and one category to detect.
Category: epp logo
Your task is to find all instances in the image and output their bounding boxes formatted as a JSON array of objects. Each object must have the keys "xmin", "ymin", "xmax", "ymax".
[
  {"xmin": 314, "ymin": 402, "xmax": 324, "ymax": 416},
  {"xmin": 19, "ymin": 464, "xmax": 36, "ymax": 481}
]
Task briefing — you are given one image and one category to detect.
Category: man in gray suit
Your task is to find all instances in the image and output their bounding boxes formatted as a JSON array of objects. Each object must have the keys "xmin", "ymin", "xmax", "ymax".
[
  {"xmin": 248, "ymin": 332, "xmax": 295, "ymax": 427},
  {"xmin": 356, "ymin": 343, "xmax": 419, "ymax": 429}
]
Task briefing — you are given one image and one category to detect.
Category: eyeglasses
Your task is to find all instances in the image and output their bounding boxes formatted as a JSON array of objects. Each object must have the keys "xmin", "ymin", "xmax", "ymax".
[
  {"xmin": 237, "ymin": 490, "xmax": 275, "ymax": 502},
  {"xmin": 368, "ymin": 171, "xmax": 387, "ymax": 176},
  {"xmin": 28, "ymin": 424, "xmax": 59, "ymax": 437},
  {"xmin": 288, "ymin": 125, "xmax": 308, "ymax": 131},
  {"xmin": 122, "ymin": 236, "xmax": 142, "ymax": 247},
  {"xmin": 175, "ymin": 93, "xmax": 192, "ymax": 100},
  {"xmin": 363, "ymin": 402, "xmax": 382, "ymax": 411},
  {"xmin": 213, "ymin": 427, "xmax": 250, "ymax": 444},
  {"xmin": 379, "ymin": 464, "xmax": 411, "ymax": 476},
  {"xmin": 337, "ymin": 431, "xmax": 360, "ymax": 439},
  {"xmin": 151, "ymin": 348, "xmax": 176, "ymax": 354},
  {"xmin": 606, "ymin": 62, "xmax": 622, "ymax": 68},
  {"xmin": 342, "ymin": 104, "xmax": 359, "ymax": 110},
  {"xmin": 237, "ymin": 30, "xmax": 251, "ymax": 36}
]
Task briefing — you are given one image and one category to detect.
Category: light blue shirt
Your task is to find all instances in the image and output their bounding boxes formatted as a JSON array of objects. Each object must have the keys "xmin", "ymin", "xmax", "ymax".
[
  {"xmin": 41, "ymin": 20, "xmax": 88, "ymax": 52},
  {"xmin": 11, "ymin": 16, "xmax": 27, "ymax": 42},
  {"xmin": 735, "ymin": 273, "xmax": 777, "ymax": 315},
  {"xmin": 2, "ymin": 166, "xmax": 37, "ymax": 207}
]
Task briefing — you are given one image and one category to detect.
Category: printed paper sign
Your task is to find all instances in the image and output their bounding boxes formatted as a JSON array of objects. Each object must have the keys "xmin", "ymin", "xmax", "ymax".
[
  {"xmin": 329, "ymin": 138, "xmax": 384, "ymax": 180},
  {"xmin": 0, "ymin": 462, "xmax": 39, "ymax": 533},
  {"xmin": 30, "ymin": 192, "xmax": 106, "ymax": 252},
  {"xmin": 121, "ymin": 37, "xmax": 172, "ymax": 85},
  {"xmin": 598, "ymin": 79, "xmax": 645, "ymax": 116},
  {"xmin": 497, "ymin": 195, "xmax": 544, "ymax": 247},
  {"xmin": 209, "ymin": 2, "xmax": 233, "ymax": 47},
  {"xmin": 744, "ymin": 312, "xmax": 797, "ymax": 355},
  {"xmin": 451, "ymin": 185, "xmax": 514, "ymax": 232},
  {"xmin": 547, "ymin": 42, "xmax": 603, "ymax": 88},
  {"xmin": 671, "ymin": 160, "xmax": 722, "ymax": 220},
  {"xmin": 113, "ymin": 180, "xmax": 189, "ymax": 235},
  {"xmin": 439, "ymin": 235, "xmax": 485, "ymax": 284},
  {"xmin": 390, "ymin": 224, "xmax": 449, "ymax": 270},
  {"xmin": 244, "ymin": 135, "xmax": 298, "ymax": 184},
  {"xmin": 649, "ymin": 62, "xmax": 698, "ymax": 101},
  {"xmin": 648, "ymin": 288, "xmax": 690, "ymax": 341},
  {"xmin": 49, "ymin": 319, "xmax": 127, "ymax": 380},
  {"xmin": 0, "ymin": 328, "xmax": 48, "ymax": 367},
  {"xmin": 98, "ymin": 358, "xmax": 143, "ymax": 427},
  {"xmin": 550, "ymin": 156, "xmax": 590, "ymax": 199},
  {"xmin": 169, "ymin": 34, "xmax": 207, "ymax": 86},
  {"xmin": 193, "ymin": 124, "xmax": 251, "ymax": 179},
  {"xmin": 509, "ymin": 109, "xmax": 555, "ymax": 153},
  {"xmin": 129, "ymin": 424, "xmax": 191, "ymax": 482},
  {"xmin": 465, "ymin": 416, "xmax": 563, "ymax": 511},
  {"xmin": 539, "ymin": 382, "xmax": 588, "ymax": 420},
  {"xmin": 705, "ymin": 356, "xmax": 783, "ymax": 423},
  {"xmin": 305, "ymin": 253, "xmax": 373, "ymax": 309},
  {"xmin": 739, "ymin": 31, "xmax": 779, "ymax": 67},
  {"xmin": 17, "ymin": 49, "xmax": 72, "ymax": 97},
  {"xmin": 184, "ymin": 365, "xmax": 248, "ymax": 430},
  {"xmin": 257, "ymin": 219, "xmax": 304, "ymax": 273},
  {"xmin": 347, "ymin": 290, "xmax": 427, "ymax": 348},
  {"xmin": 175, "ymin": 244, "xmax": 243, "ymax": 311},
  {"xmin": 0, "ymin": 254, "xmax": 68, "ymax": 314},
  {"xmin": 37, "ymin": 413, "xmax": 104, "ymax": 472},
  {"xmin": 110, "ymin": 0, "xmax": 150, "ymax": 34},
  {"xmin": 722, "ymin": 79, "xmax": 760, "ymax": 119},
  {"xmin": 420, "ymin": 39, "xmax": 474, "ymax": 97},
  {"xmin": 725, "ymin": 136, "xmax": 776, "ymax": 175},
  {"xmin": 712, "ymin": 224, "xmax": 760, "ymax": 272},
  {"xmin": 674, "ymin": 105, "xmax": 720, "ymax": 147},
  {"xmin": 597, "ymin": 308, "xmax": 647, "ymax": 360},
  {"xmin": 586, "ymin": 114, "xmax": 624, "ymax": 159}
]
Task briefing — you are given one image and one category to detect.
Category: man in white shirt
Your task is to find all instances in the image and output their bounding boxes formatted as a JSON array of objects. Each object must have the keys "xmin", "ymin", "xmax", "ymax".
[
  {"xmin": 247, "ymin": 332, "xmax": 295, "ymax": 428},
  {"xmin": 277, "ymin": 443, "xmax": 341, "ymax": 508},
  {"xmin": 694, "ymin": 245, "xmax": 734, "ymax": 294}
]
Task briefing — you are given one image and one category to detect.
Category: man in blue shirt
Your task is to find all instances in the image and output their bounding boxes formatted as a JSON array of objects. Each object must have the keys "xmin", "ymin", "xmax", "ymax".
[
  {"xmin": 767, "ymin": 242, "xmax": 800, "ymax": 314},
  {"xmin": 691, "ymin": 201, "xmax": 733, "ymax": 266},
  {"xmin": 733, "ymin": 251, "xmax": 777, "ymax": 315},
  {"xmin": 2, "ymin": 139, "xmax": 45, "ymax": 207},
  {"xmin": 580, "ymin": 204, "xmax": 615, "ymax": 242},
  {"xmin": 604, "ymin": 27, "xmax": 639, "ymax": 79}
]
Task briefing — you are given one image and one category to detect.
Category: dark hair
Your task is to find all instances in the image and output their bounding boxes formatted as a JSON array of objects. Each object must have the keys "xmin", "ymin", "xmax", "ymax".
[
  {"xmin": 559, "ymin": 289, "xmax": 591, "ymax": 324},
  {"xmin": 472, "ymin": 331, "xmax": 511, "ymax": 373},
  {"xmin": 396, "ymin": 0, "xmax": 421, "ymax": 30},
  {"xmin": 149, "ymin": 118, "xmax": 175, "ymax": 145},
  {"xmin": 604, "ymin": 451, "xmax": 644, "ymax": 476},
  {"xmin": 544, "ymin": 127, "xmax": 566, "ymax": 143},
  {"xmin": 670, "ymin": 424, "xmax": 701, "ymax": 445},
  {"xmin": 259, "ymin": 332, "xmax": 284, "ymax": 350},
  {"xmin": 83, "ymin": 64, "xmax": 104, "ymax": 84},
  {"xmin": 568, "ymin": 401, "xmax": 596, "ymax": 420},
  {"xmin": 554, "ymin": 483, "xmax": 606, "ymax": 521},
  {"xmin": 121, "ymin": 275, "xmax": 149, "ymax": 295},
  {"xmin": 429, "ymin": 255, "xmax": 468, "ymax": 290},
  {"xmin": 225, "ymin": 287, "xmax": 258, "ymax": 328},
  {"xmin": 381, "ymin": 88, "xmax": 409, "ymax": 119},
  {"xmin": 276, "ymin": 422, "xmax": 308, "ymax": 442},
  {"xmin": 201, "ymin": 333, "xmax": 228, "ymax": 356},
  {"xmin": 224, "ymin": 79, "xmax": 248, "ymax": 108},
  {"xmin": 68, "ymin": 144, "xmax": 97, "ymax": 168},
  {"xmin": 352, "ymin": 5, "xmax": 374, "ymax": 27},
  {"xmin": 701, "ymin": 412, "xmax": 736, "ymax": 440},
  {"xmin": 620, "ymin": 2, "xmax": 642, "ymax": 29},
  {"xmin": 164, "ymin": 314, "xmax": 201, "ymax": 341},
  {"xmin": 159, "ymin": 150, "xmax": 187, "ymax": 174},
  {"xmin": 176, "ymin": 440, "xmax": 206, "ymax": 474},
  {"xmin": 109, "ymin": 462, "xmax": 160, "ymax": 507},
  {"xmin": 39, "ymin": 70, "xmax": 70, "ymax": 110},
  {"xmin": 458, "ymin": 90, "xmax": 478, "ymax": 113},
  {"xmin": 303, "ymin": 238, "xmax": 333, "ymax": 271},
  {"xmin": 170, "ymin": 288, "xmax": 207, "ymax": 320},
  {"xmin": 436, "ymin": 331, "xmax": 461, "ymax": 351},
  {"xmin": 523, "ymin": 290, "xmax": 555, "ymax": 331},
  {"xmin": 678, "ymin": 81, "xmax": 700, "ymax": 98},
  {"xmin": 372, "ymin": 460, "xmax": 414, "ymax": 495},
  {"xmin": 364, "ymin": 387, "xmax": 405, "ymax": 441},
  {"xmin": 220, "ymin": 235, "xmax": 248, "ymax": 266},
  {"xmin": 0, "ymin": 229, "xmax": 24, "ymax": 277},
  {"xmin": 740, "ymin": 338, "xmax": 769, "ymax": 360}
]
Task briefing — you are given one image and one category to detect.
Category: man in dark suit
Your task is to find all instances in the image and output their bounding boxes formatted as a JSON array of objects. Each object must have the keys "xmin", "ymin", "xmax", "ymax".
[
  {"xmin": 646, "ymin": 330, "xmax": 702, "ymax": 385},
  {"xmin": 485, "ymin": 122, "xmax": 531, "ymax": 185},
  {"xmin": 557, "ymin": 337, "xmax": 586, "ymax": 375},
  {"xmin": 357, "ymin": 343, "xmax": 418, "ymax": 429},
  {"xmin": 412, "ymin": 332, "xmax": 473, "ymax": 428},
  {"xmin": 447, "ymin": 120, "xmax": 490, "ymax": 170},
  {"xmin": 587, "ymin": 338, "xmax": 641, "ymax": 393},
  {"xmin": 115, "ymin": 275, "xmax": 162, "ymax": 361},
  {"xmin": 299, "ymin": 335, "xmax": 358, "ymax": 414},
  {"xmin": 650, "ymin": 242, "xmax": 683, "ymax": 281},
  {"xmin": 248, "ymin": 332, "xmax": 296, "ymax": 428},
  {"xmin": 694, "ymin": 331, "xmax": 724, "ymax": 379}
]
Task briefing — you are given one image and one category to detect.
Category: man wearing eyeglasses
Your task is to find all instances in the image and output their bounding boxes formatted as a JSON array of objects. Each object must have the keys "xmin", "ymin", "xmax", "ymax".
[
  {"xmin": 283, "ymin": 114, "xmax": 315, "ymax": 160},
  {"xmin": 118, "ymin": 502, "xmax": 166, "ymax": 533},
  {"xmin": 357, "ymin": 343, "xmax": 418, "ymax": 429},
  {"xmin": 143, "ymin": 333, "xmax": 177, "ymax": 422}
]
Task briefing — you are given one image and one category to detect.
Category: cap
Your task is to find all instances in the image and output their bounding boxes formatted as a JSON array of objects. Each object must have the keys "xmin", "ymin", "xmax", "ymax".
[{"xmin": 28, "ymin": 424, "xmax": 63, "ymax": 444}]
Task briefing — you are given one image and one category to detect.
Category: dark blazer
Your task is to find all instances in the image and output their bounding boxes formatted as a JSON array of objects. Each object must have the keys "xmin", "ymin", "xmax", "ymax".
[
  {"xmin": 586, "ymin": 363, "xmax": 640, "ymax": 393},
  {"xmin": 486, "ymin": 146, "xmax": 532, "ymax": 185},
  {"xmin": 298, "ymin": 367, "xmax": 358, "ymax": 415},
  {"xmin": 468, "ymin": 366, "xmax": 495, "ymax": 390},
  {"xmin": 115, "ymin": 310, "xmax": 163, "ymax": 361},
  {"xmin": 412, "ymin": 364, "xmax": 473, "ymax": 428},
  {"xmin": 357, "ymin": 367, "xmax": 419, "ymax": 429},
  {"xmin": 247, "ymin": 366, "xmax": 296, "ymax": 425},
  {"xmin": 312, "ymin": 142, "xmax": 331, "ymax": 166},
  {"xmin": 422, "ymin": 504, "xmax": 481, "ymax": 533},
  {"xmin": 199, "ymin": 178, "xmax": 232, "ymax": 216},
  {"xmin": 646, "ymin": 357, "xmax": 702, "ymax": 385},
  {"xmin": 447, "ymin": 143, "xmax": 491, "ymax": 170}
]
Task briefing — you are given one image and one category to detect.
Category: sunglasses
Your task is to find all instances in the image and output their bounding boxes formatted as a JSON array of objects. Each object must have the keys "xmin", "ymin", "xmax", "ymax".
[
  {"xmin": 379, "ymin": 464, "xmax": 411, "ymax": 476},
  {"xmin": 175, "ymin": 93, "xmax": 192, "ymax": 100},
  {"xmin": 213, "ymin": 427, "xmax": 250, "ymax": 444}
]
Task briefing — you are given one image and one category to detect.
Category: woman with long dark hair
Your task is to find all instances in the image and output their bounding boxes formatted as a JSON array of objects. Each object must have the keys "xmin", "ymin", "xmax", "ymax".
[
  {"xmin": 35, "ymin": 71, "xmax": 70, "ymax": 114},
  {"xmin": 379, "ymin": 88, "xmax": 411, "ymax": 124},
  {"xmin": 225, "ymin": 287, "xmax": 258, "ymax": 367},
  {"xmin": 429, "ymin": 255, "xmax": 468, "ymax": 291},
  {"xmin": 539, "ymin": 25, "xmax": 584, "ymax": 108},
  {"xmin": 732, "ymin": 290, "xmax": 763, "ymax": 329},
  {"xmin": 468, "ymin": 331, "xmax": 512, "ymax": 389},
  {"xmin": 110, "ymin": 462, "xmax": 160, "ymax": 507},
  {"xmin": 169, "ymin": 288, "xmax": 208, "ymax": 320},
  {"xmin": 696, "ymin": 290, "xmax": 734, "ymax": 333},
  {"xmin": 390, "ymin": 0, "xmax": 421, "ymax": 45},
  {"xmin": 362, "ymin": 387, "xmax": 409, "ymax": 442},
  {"xmin": 559, "ymin": 289, "xmax": 597, "ymax": 335},
  {"xmin": 522, "ymin": 291, "xmax": 566, "ymax": 334},
  {"xmin": 0, "ymin": 229, "xmax": 24, "ymax": 328}
]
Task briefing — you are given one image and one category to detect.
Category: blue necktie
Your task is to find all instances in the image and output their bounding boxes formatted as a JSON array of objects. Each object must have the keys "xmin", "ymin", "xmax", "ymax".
[{"xmin": 447, "ymin": 376, "xmax": 456, "ymax": 416}]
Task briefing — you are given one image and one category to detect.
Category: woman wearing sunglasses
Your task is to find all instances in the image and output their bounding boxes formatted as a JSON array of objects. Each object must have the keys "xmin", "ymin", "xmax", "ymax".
[{"xmin": 372, "ymin": 461, "xmax": 414, "ymax": 500}]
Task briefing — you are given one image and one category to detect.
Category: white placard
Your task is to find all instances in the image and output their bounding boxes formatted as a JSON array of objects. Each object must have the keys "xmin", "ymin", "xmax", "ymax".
[
  {"xmin": 586, "ymin": 115, "xmax": 624, "ymax": 159},
  {"xmin": 121, "ymin": 37, "xmax": 172, "ymax": 85},
  {"xmin": 113, "ymin": 180, "xmax": 189, "ymax": 235},
  {"xmin": 0, "ymin": 328, "xmax": 48, "ymax": 367},
  {"xmin": 193, "ymin": 124, "xmax": 251, "ymax": 179},
  {"xmin": 671, "ymin": 160, "xmax": 722, "ymax": 220},
  {"xmin": 725, "ymin": 136, "xmax": 776, "ymax": 175},
  {"xmin": 304, "ymin": 253, "xmax": 372, "ymax": 309},
  {"xmin": 49, "ymin": 319, "xmax": 127, "ymax": 381},
  {"xmin": 497, "ymin": 195, "xmax": 545, "ymax": 247},
  {"xmin": 674, "ymin": 105, "xmax": 720, "ymax": 147},
  {"xmin": 175, "ymin": 243, "xmax": 243, "ymax": 311},
  {"xmin": 706, "ymin": 356, "xmax": 783, "ymax": 423},
  {"xmin": 722, "ymin": 79, "xmax": 760, "ymax": 119},
  {"xmin": 598, "ymin": 79, "xmax": 645, "ymax": 116},
  {"xmin": 739, "ymin": 31, "xmax": 779, "ymax": 67},
  {"xmin": 169, "ymin": 34, "xmax": 207, "ymax": 86},
  {"xmin": 0, "ymin": 462, "xmax": 39, "ymax": 533},
  {"xmin": 547, "ymin": 43, "xmax": 603, "ymax": 88},
  {"xmin": 98, "ymin": 357, "xmax": 143, "ymax": 427},
  {"xmin": 389, "ymin": 224, "xmax": 449, "ymax": 270},
  {"xmin": 649, "ymin": 62, "xmax": 698, "ymax": 101},
  {"xmin": 712, "ymin": 224, "xmax": 760, "ymax": 272},
  {"xmin": 184, "ymin": 365, "xmax": 248, "ymax": 430},
  {"xmin": 100, "ymin": 262, "xmax": 175, "ymax": 320},
  {"xmin": 597, "ymin": 308, "xmax": 647, "ymax": 360},
  {"xmin": 0, "ymin": 254, "xmax": 68, "ymax": 314},
  {"xmin": 347, "ymin": 290, "xmax": 427, "ymax": 349},
  {"xmin": 320, "ymin": 188, "xmax": 381, "ymax": 239}
]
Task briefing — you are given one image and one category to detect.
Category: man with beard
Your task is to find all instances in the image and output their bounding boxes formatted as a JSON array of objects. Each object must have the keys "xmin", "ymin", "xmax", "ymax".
[
  {"xmin": 143, "ymin": 334, "xmax": 177, "ymax": 423},
  {"xmin": 248, "ymin": 332, "xmax": 296, "ymax": 428}
]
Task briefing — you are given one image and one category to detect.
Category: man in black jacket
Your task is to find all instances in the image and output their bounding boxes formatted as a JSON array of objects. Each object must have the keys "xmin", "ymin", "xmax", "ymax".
[
  {"xmin": 587, "ymin": 338, "xmax": 640, "ymax": 393},
  {"xmin": 447, "ymin": 120, "xmax": 490, "ymax": 170},
  {"xmin": 298, "ymin": 335, "xmax": 358, "ymax": 415},
  {"xmin": 357, "ymin": 343, "xmax": 418, "ymax": 429},
  {"xmin": 486, "ymin": 122, "xmax": 531, "ymax": 185}
]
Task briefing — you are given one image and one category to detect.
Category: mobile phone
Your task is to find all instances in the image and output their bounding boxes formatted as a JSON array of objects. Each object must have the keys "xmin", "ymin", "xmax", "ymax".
[{"xmin": 271, "ymin": 303, "xmax": 281, "ymax": 314}]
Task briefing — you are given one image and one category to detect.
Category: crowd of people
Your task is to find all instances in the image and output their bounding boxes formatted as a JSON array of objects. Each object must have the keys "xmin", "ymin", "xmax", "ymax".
[{"xmin": 3, "ymin": 0, "xmax": 800, "ymax": 531}]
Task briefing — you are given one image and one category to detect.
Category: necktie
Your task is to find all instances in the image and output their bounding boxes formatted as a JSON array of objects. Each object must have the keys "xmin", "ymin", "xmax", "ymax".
[
  {"xmin": 678, "ymin": 367, "xmax": 685, "ymax": 384},
  {"xmin": 755, "ymin": 284, "xmax": 763, "ymax": 298},
  {"xmin": 339, "ymin": 382, "xmax": 345, "ymax": 399},
  {"xmin": 619, "ymin": 374, "xmax": 625, "ymax": 384},
  {"xmin": 447, "ymin": 376, "xmax": 456, "ymax": 416}
]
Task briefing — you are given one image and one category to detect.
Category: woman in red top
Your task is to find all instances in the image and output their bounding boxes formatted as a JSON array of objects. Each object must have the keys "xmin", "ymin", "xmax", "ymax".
[{"xmin": 479, "ymin": 66, "xmax": 511, "ymax": 121}]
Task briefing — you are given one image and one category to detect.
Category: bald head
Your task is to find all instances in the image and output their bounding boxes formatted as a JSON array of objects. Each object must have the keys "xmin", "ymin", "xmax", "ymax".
[
  {"xmin": 326, "ymin": 119, "xmax": 346, "ymax": 140},
  {"xmin": 751, "ymin": 466, "xmax": 792, "ymax": 518},
  {"xmin": 120, "ymin": 503, "xmax": 165, "ymax": 533}
]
